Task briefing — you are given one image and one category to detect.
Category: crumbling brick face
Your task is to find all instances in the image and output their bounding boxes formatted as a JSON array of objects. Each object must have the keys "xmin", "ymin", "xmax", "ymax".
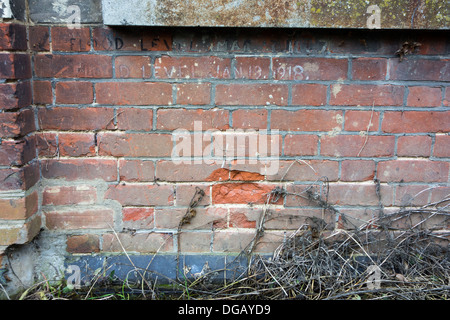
[{"xmin": 1, "ymin": 24, "xmax": 449, "ymax": 258}]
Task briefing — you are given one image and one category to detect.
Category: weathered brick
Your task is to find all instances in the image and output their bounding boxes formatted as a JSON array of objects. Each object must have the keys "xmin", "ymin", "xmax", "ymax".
[
  {"xmin": 0, "ymin": 81, "xmax": 32, "ymax": 110},
  {"xmin": 155, "ymin": 56, "xmax": 231, "ymax": 79},
  {"xmin": 211, "ymin": 183, "xmax": 281, "ymax": 204},
  {"xmin": 389, "ymin": 59, "xmax": 449, "ymax": 82},
  {"xmin": 0, "ymin": 136, "xmax": 36, "ymax": 166},
  {"xmin": 0, "ymin": 191, "xmax": 38, "ymax": 220},
  {"xmin": 157, "ymin": 108, "xmax": 229, "ymax": 131},
  {"xmin": 395, "ymin": 185, "xmax": 432, "ymax": 207},
  {"xmin": 41, "ymin": 159, "xmax": 117, "ymax": 181},
  {"xmin": 264, "ymin": 208, "xmax": 334, "ymax": 230},
  {"xmin": 105, "ymin": 184, "xmax": 174, "ymax": 206},
  {"xmin": 175, "ymin": 184, "xmax": 211, "ymax": 206},
  {"xmin": 352, "ymin": 58, "xmax": 387, "ymax": 80},
  {"xmin": 397, "ymin": 135, "xmax": 432, "ymax": 157},
  {"xmin": 45, "ymin": 207, "xmax": 114, "ymax": 230},
  {"xmin": 406, "ymin": 86, "xmax": 442, "ymax": 107},
  {"xmin": 321, "ymin": 135, "xmax": 395, "ymax": 157},
  {"xmin": 67, "ymin": 235, "xmax": 100, "ymax": 254},
  {"xmin": 341, "ymin": 160, "xmax": 375, "ymax": 182},
  {"xmin": 176, "ymin": 83, "xmax": 211, "ymax": 105},
  {"xmin": 327, "ymin": 183, "xmax": 393, "ymax": 206},
  {"xmin": 212, "ymin": 230, "xmax": 255, "ymax": 253},
  {"xmin": 38, "ymin": 107, "xmax": 114, "ymax": 131},
  {"xmin": 344, "ymin": 110, "xmax": 380, "ymax": 132},
  {"xmin": 32, "ymin": 80, "xmax": 52, "ymax": 104},
  {"xmin": 155, "ymin": 207, "xmax": 226, "ymax": 230},
  {"xmin": 234, "ymin": 57, "xmax": 270, "ymax": 79},
  {"xmin": 34, "ymin": 54, "xmax": 112, "ymax": 78},
  {"xmin": 378, "ymin": 160, "xmax": 449, "ymax": 183},
  {"xmin": 330, "ymin": 84, "xmax": 404, "ymax": 106},
  {"xmin": 178, "ymin": 233, "xmax": 212, "ymax": 253},
  {"xmin": 115, "ymin": 56, "xmax": 152, "ymax": 78},
  {"xmin": 117, "ymin": 108, "xmax": 153, "ymax": 131},
  {"xmin": 43, "ymin": 185, "xmax": 97, "ymax": 206},
  {"xmin": 444, "ymin": 88, "xmax": 450, "ymax": 106},
  {"xmin": 93, "ymin": 27, "xmax": 172, "ymax": 51},
  {"xmin": 36, "ymin": 132, "xmax": 58, "ymax": 157},
  {"xmin": 96, "ymin": 82, "xmax": 172, "ymax": 105},
  {"xmin": 98, "ymin": 132, "xmax": 172, "ymax": 157},
  {"xmin": 58, "ymin": 133, "xmax": 95, "ymax": 157},
  {"xmin": 267, "ymin": 160, "xmax": 339, "ymax": 181},
  {"xmin": 0, "ymin": 23, "xmax": 27, "ymax": 50},
  {"xmin": 102, "ymin": 233, "xmax": 173, "ymax": 253},
  {"xmin": 272, "ymin": 58, "xmax": 347, "ymax": 80},
  {"xmin": 434, "ymin": 135, "xmax": 450, "ymax": 157},
  {"xmin": 382, "ymin": 111, "xmax": 450, "ymax": 133},
  {"xmin": 119, "ymin": 159, "xmax": 155, "ymax": 182},
  {"xmin": 215, "ymin": 84, "xmax": 288, "ymax": 106},
  {"xmin": 55, "ymin": 81, "xmax": 93, "ymax": 104},
  {"xmin": 232, "ymin": 109, "xmax": 267, "ymax": 130},
  {"xmin": 0, "ymin": 162, "xmax": 40, "ymax": 191},
  {"xmin": 0, "ymin": 53, "xmax": 31, "ymax": 79},
  {"xmin": 51, "ymin": 27, "xmax": 91, "ymax": 52},
  {"xmin": 284, "ymin": 134, "xmax": 318, "ymax": 156},
  {"xmin": 291, "ymin": 84, "xmax": 327, "ymax": 106},
  {"xmin": 0, "ymin": 214, "xmax": 39, "ymax": 245},
  {"xmin": 0, "ymin": 109, "xmax": 35, "ymax": 138},
  {"xmin": 123, "ymin": 207, "xmax": 154, "ymax": 229},
  {"xmin": 271, "ymin": 110, "xmax": 343, "ymax": 132},
  {"xmin": 29, "ymin": 26, "xmax": 50, "ymax": 51},
  {"xmin": 156, "ymin": 161, "xmax": 223, "ymax": 182}
]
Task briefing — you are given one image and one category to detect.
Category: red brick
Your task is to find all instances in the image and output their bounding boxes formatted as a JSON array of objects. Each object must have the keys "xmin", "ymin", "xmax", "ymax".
[
  {"xmin": 58, "ymin": 133, "xmax": 96, "ymax": 157},
  {"xmin": 33, "ymin": 80, "xmax": 52, "ymax": 104},
  {"xmin": 117, "ymin": 108, "xmax": 153, "ymax": 131},
  {"xmin": 38, "ymin": 107, "xmax": 114, "ymax": 131},
  {"xmin": 444, "ymin": 88, "xmax": 450, "ymax": 107},
  {"xmin": 36, "ymin": 132, "xmax": 58, "ymax": 157},
  {"xmin": 178, "ymin": 233, "xmax": 212, "ymax": 253},
  {"xmin": 0, "ymin": 23, "xmax": 27, "ymax": 50},
  {"xmin": 406, "ymin": 86, "xmax": 442, "ymax": 107},
  {"xmin": 212, "ymin": 230, "xmax": 255, "ymax": 253},
  {"xmin": 96, "ymin": 82, "xmax": 172, "ymax": 105},
  {"xmin": 55, "ymin": 81, "xmax": 93, "ymax": 104},
  {"xmin": 267, "ymin": 160, "xmax": 339, "ymax": 181},
  {"xmin": 176, "ymin": 83, "xmax": 211, "ymax": 105},
  {"xmin": 29, "ymin": 26, "xmax": 50, "ymax": 51},
  {"xmin": 51, "ymin": 27, "xmax": 91, "ymax": 52},
  {"xmin": 102, "ymin": 233, "xmax": 173, "ymax": 253},
  {"xmin": 123, "ymin": 207, "xmax": 154, "ymax": 229},
  {"xmin": 155, "ymin": 207, "xmax": 226, "ymax": 230},
  {"xmin": 157, "ymin": 108, "xmax": 228, "ymax": 131},
  {"xmin": 229, "ymin": 208, "xmax": 259, "ymax": 228},
  {"xmin": 155, "ymin": 56, "xmax": 231, "ymax": 79},
  {"xmin": 341, "ymin": 160, "xmax": 375, "ymax": 181},
  {"xmin": 45, "ymin": 208, "xmax": 114, "ymax": 230},
  {"xmin": 378, "ymin": 160, "xmax": 449, "ymax": 183},
  {"xmin": 1, "ymin": 162, "xmax": 40, "ymax": 191},
  {"xmin": 330, "ymin": 84, "xmax": 404, "ymax": 106},
  {"xmin": 321, "ymin": 135, "xmax": 395, "ymax": 157},
  {"xmin": 212, "ymin": 183, "xmax": 280, "ymax": 204},
  {"xmin": 344, "ymin": 110, "xmax": 380, "ymax": 132},
  {"xmin": 93, "ymin": 27, "xmax": 172, "ymax": 51},
  {"xmin": 43, "ymin": 185, "xmax": 97, "ymax": 206},
  {"xmin": 327, "ymin": 183, "xmax": 393, "ymax": 206},
  {"xmin": 215, "ymin": 84, "xmax": 288, "ymax": 106},
  {"xmin": 119, "ymin": 159, "xmax": 155, "ymax": 182},
  {"xmin": 0, "ymin": 81, "xmax": 32, "ymax": 110},
  {"xmin": 382, "ymin": 111, "xmax": 450, "ymax": 133},
  {"xmin": 291, "ymin": 84, "xmax": 327, "ymax": 106},
  {"xmin": 433, "ymin": 135, "xmax": 450, "ymax": 157},
  {"xmin": 389, "ymin": 59, "xmax": 449, "ymax": 81},
  {"xmin": 156, "ymin": 161, "xmax": 223, "ymax": 182},
  {"xmin": 98, "ymin": 132, "xmax": 172, "ymax": 157},
  {"xmin": 272, "ymin": 58, "xmax": 347, "ymax": 80},
  {"xmin": 34, "ymin": 54, "xmax": 112, "ymax": 78},
  {"xmin": 395, "ymin": 185, "xmax": 432, "ymax": 207},
  {"xmin": 41, "ymin": 159, "xmax": 117, "ymax": 181},
  {"xmin": 232, "ymin": 109, "xmax": 267, "ymax": 130},
  {"xmin": 105, "ymin": 184, "xmax": 174, "ymax": 206},
  {"xmin": 234, "ymin": 57, "xmax": 270, "ymax": 79},
  {"xmin": 0, "ymin": 54, "xmax": 31, "ymax": 79},
  {"xmin": 352, "ymin": 58, "xmax": 387, "ymax": 80},
  {"xmin": 271, "ymin": 110, "xmax": 343, "ymax": 132},
  {"xmin": 0, "ymin": 136, "xmax": 36, "ymax": 166},
  {"xmin": 67, "ymin": 235, "xmax": 100, "ymax": 253},
  {"xmin": 0, "ymin": 109, "xmax": 35, "ymax": 138},
  {"xmin": 284, "ymin": 134, "xmax": 318, "ymax": 156},
  {"xmin": 115, "ymin": 56, "xmax": 151, "ymax": 78},
  {"xmin": 397, "ymin": 135, "xmax": 432, "ymax": 157},
  {"xmin": 0, "ymin": 192, "xmax": 38, "ymax": 220}
]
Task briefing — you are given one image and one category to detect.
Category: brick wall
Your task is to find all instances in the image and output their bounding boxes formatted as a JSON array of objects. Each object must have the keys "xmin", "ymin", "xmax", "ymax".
[{"xmin": 0, "ymin": 20, "xmax": 449, "ymax": 277}]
